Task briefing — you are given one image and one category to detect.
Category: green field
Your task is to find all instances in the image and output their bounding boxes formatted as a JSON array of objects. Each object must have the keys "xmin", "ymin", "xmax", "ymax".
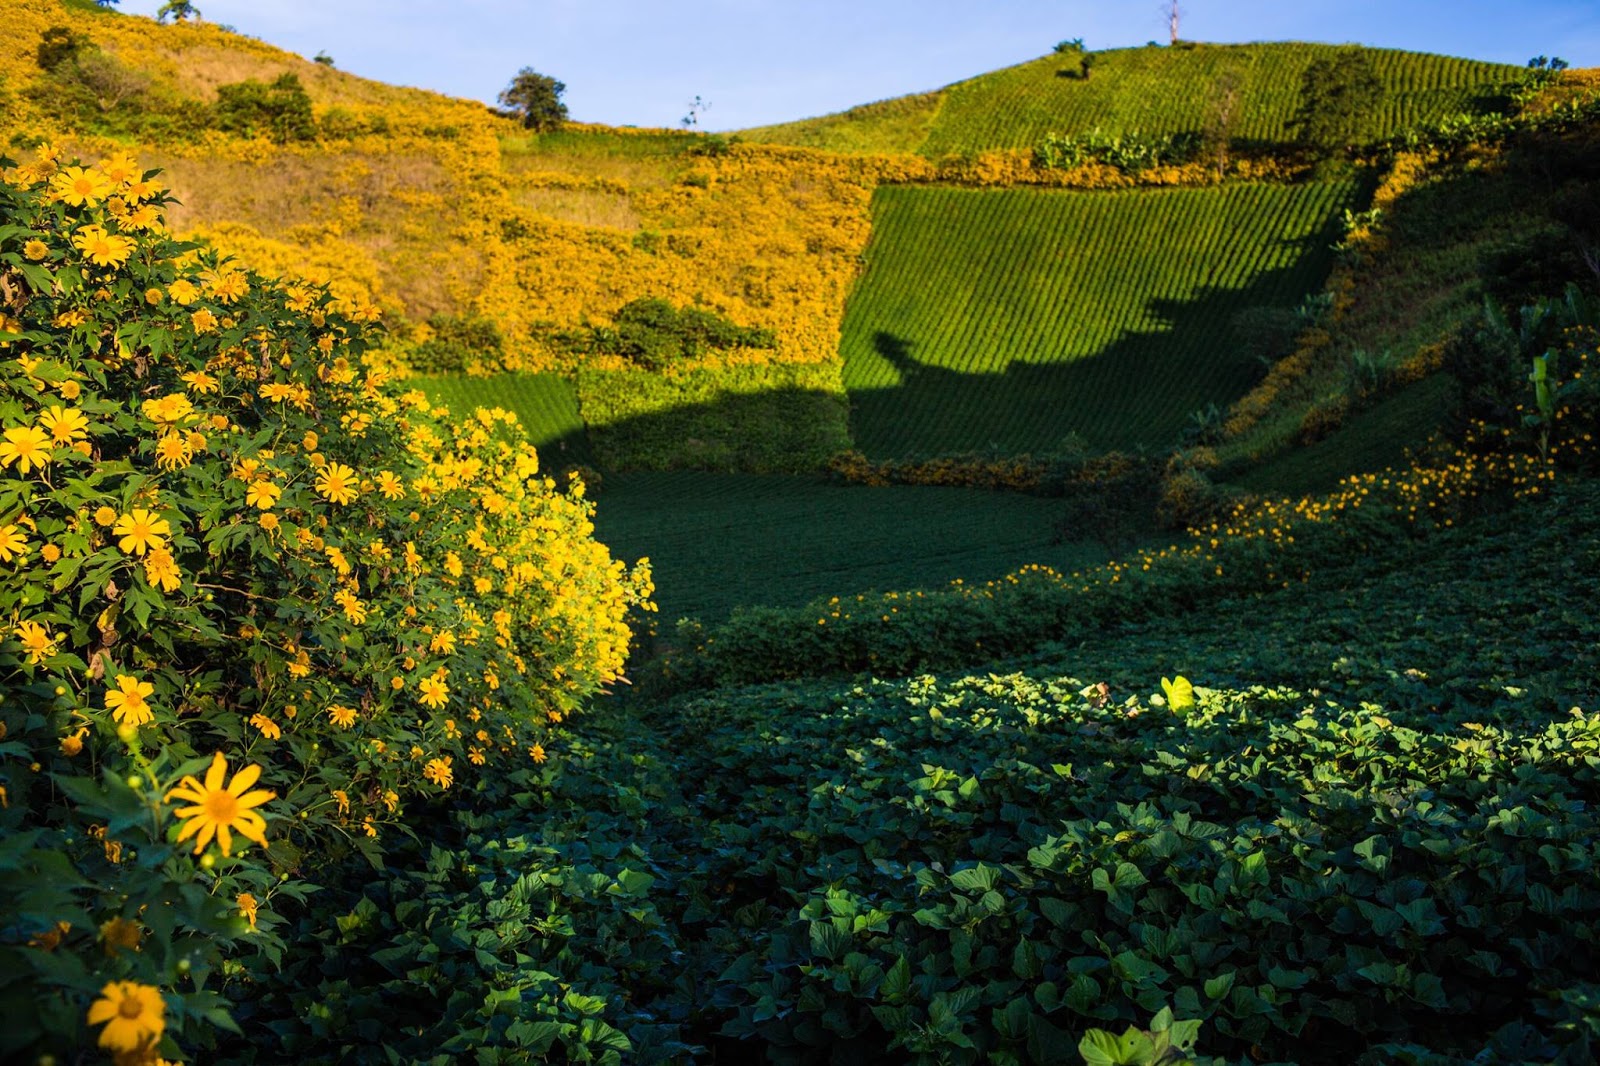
[
  {"xmin": 744, "ymin": 43, "xmax": 1520, "ymax": 157},
  {"xmin": 840, "ymin": 180, "xmax": 1358, "ymax": 457},
  {"xmin": 411, "ymin": 371, "xmax": 593, "ymax": 464},
  {"xmin": 590, "ymin": 472, "xmax": 1120, "ymax": 621}
]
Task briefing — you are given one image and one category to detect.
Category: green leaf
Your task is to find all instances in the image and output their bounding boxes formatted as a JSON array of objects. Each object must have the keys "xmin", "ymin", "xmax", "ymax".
[
  {"xmin": 950, "ymin": 863, "xmax": 1001, "ymax": 893},
  {"xmin": 1078, "ymin": 1026, "xmax": 1155, "ymax": 1066}
]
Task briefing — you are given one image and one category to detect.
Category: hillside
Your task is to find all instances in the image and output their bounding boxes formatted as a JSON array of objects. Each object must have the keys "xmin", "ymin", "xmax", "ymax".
[
  {"xmin": 841, "ymin": 179, "xmax": 1357, "ymax": 456},
  {"xmin": 7, "ymin": 6, "xmax": 1600, "ymax": 1065},
  {"xmin": 741, "ymin": 42, "xmax": 1523, "ymax": 156}
]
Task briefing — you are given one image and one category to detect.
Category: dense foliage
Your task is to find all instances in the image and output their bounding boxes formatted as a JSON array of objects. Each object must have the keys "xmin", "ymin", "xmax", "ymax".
[
  {"xmin": 0, "ymin": 148, "xmax": 651, "ymax": 1062},
  {"xmin": 219, "ymin": 561, "xmax": 1600, "ymax": 1061}
]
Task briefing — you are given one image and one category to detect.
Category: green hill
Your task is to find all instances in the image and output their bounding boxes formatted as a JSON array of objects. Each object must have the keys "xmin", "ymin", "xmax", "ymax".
[
  {"xmin": 841, "ymin": 179, "xmax": 1358, "ymax": 456},
  {"xmin": 742, "ymin": 42, "xmax": 1523, "ymax": 156}
]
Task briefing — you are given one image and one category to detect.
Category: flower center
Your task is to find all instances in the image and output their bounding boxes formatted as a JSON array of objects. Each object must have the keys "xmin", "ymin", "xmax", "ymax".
[
  {"xmin": 205, "ymin": 791, "xmax": 239, "ymax": 822},
  {"xmin": 118, "ymin": 993, "xmax": 145, "ymax": 1020}
]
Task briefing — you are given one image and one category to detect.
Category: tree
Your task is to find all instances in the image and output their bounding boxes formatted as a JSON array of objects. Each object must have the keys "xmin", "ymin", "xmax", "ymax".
[
  {"xmin": 1290, "ymin": 49, "xmax": 1382, "ymax": 157},
  {"xmin": 1161, "ymin": 0, "xmax": 1182, "ymax": 45},
  {"xmin": 498, "ymin": 68, "xmax": 567, "ymax": 130},
  {"xmin": 1202, "ymin": 68, "xmax": 1244, "ymax": 177},
  {"xmin": 215, "ymin": 73, "xmax": 316, "ymax": 143},
  {"xmin": 157, "ymin": 0, "xmax": 199, "ymax": 21},
  {"xmin": 682, "ymin": 94, "xmax": 710, "ymax": 128}
]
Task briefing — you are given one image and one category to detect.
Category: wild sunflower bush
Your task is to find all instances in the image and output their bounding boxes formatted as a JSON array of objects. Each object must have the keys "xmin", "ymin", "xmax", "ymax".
[{"xmin": 0, "ymin": 146, "xmax": 651, "ymax": 1064}]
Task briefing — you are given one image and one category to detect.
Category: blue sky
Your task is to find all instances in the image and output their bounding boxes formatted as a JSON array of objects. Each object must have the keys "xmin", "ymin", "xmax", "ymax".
[{"xmin": 113, "ymin": 1, "xmax": 1600, "ymax": 131}]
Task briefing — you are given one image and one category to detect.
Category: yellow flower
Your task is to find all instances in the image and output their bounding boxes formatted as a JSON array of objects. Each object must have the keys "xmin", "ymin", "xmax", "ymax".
[
  {"xmin": 144, "ymin": 546, "xmax": 182, "ymax": 593},
  {"xmin": 417, "ymin": 676, "xmax": 449, "ymax": 709},
  {"xmin": 328, "ymin": 704, "xmax": 358, "ymax": 729},
  {"xmin": 71, "ymin": 225, "xmax": 136, "ymax": 268},
  {"xmin": 528, "ymin": 744, "xmax": 547, "ymax": 764},
  {"xmin": 245, "ymin": 480, "xmax": 282, "ymax": 510},
  {"xmin": 153, "ymin": 433, "xmax": 192, "ymax": 472},
  {"xmin": 258, "ymin": 512, "xmax": 280, "ymax": 533},
  {"xmin": 14, "ymin": 620, "xmax": 56, "ymax": 665},
  {"xmin": 0, "ymin": 425, "xmax": 52, "ymax": 473},
  {"xmin": 141, "ymin": 393, "xmax": 194, "ymax": 425},
  {"xmin": 191, "ymin": 308, "xmax": 218, "ymax": 333},
  {"xmin": 423, "ymin": 756, "xmax": 453, "ymax": 789},
  {"xmin": 165, "ymin": 751, "xmax": 274, "ymax": 856},
  {"xmin": 99, "ymin": 153, "xmax": 140, "ymax": 186},
  {"xmin": 0, "ymin": 523, "xmax": 28, "ymax": 563},
  {"xmin": 315, "ymin": 462, "xmax": 359, "ymax": 505},
  {"xmin": 259, "ymin": 382, "xmax": 295, "ymax": 403},
  {"xmin": 468, "ymin": 746, "xmax": 486, "ymax": 765},
  {"xmin": 333, "ymin": 588, "xmax": 367, "ymax": 624},
  {"xmin": 331, "ymin": 788, "xmax": 349, "ymax": 814},
  {"xmin": 180, "ymin": 370, "xmax": 219, "ymax": 394},
  {"xmin": 52, "ymin": 166, "xmax": 114, "ymax": 207},
  {"xmin": 247, "ymin": 712, "xmax": 280, "ymax": 740},
  {"xmin": 205, "ymin": 270, "xmax": 250, "ymax": 304},
  {"xmin": 376, "ymin": 471, "xmax": 405, "ymax": 499},
  {"xmin": 113, "ymin": 508, "xmax": 171, "ymax": 555},
  {"xmin": 61, "ymin": 726, "xmax": 89, "ymax": 756},
  {"xmin": 86, "ymin": 980, "xmax": 165, "ymax": 1053},
  {"xmin": 382, "ymin": 789, "xmax": 399, "ymax": 812},
  {"xmin": 94, "ymin": 505, "xmax": 119, "ymax": 526},
  {"xmin": 99, "ymin": 915, "xmax": 143, "ymax": 956},
  {"xmin": 168, "ymin": 278, "xmax": 200, "ymax": 305},
  {"xmin": 39, "ymin": 405, "xmax": 89, "ymax": 446},
  {"xmin": 23, "ymin": 238, "xmax": 49, "ymax": 260},
  {"xmin": 1160, "ymin": 676, "xmax": 1195, "ymax": 714},
  {"xmin": 237, "ymin": 892, "xmax": 260, "ymax": 931},
  {"xmin": 105, "ymin": 674, "xmax": 155, "ymax": 728}
]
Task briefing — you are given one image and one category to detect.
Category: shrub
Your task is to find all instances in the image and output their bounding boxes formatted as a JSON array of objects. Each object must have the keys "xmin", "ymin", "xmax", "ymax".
[
  {"xmin": 408, "ymin": 312, "xmax": 505, "ymax": 373},
  {"xmin": 214, "ymin": 73, "xmax": 316, "ymax": 143},
  {"xmin": 0, "ymin": 146, "xmax": 651, "ymax": 1062},
  {"xmin": 582, "ymin": 297, "xmax": 777, "ymax": 371}
]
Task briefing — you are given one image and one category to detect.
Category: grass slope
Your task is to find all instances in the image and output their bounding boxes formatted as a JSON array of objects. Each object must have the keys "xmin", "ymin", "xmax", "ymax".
[
  {"xmin": 744, "ymin": 43, "xmax": 1521, "ymax": 157},
  {"xmin": 591, "ymin": 472, "xmax": 1120, "ymax": 621},
  {"xmin": 841, "ymin": 180, "xmax": 1358, "ymax": 457}
]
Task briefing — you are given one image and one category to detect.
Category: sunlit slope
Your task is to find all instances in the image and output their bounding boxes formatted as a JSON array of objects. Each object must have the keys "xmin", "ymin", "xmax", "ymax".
[
  {"xmin": 841, "ymin": 180, "xmax": 1358, "ymax": 457},
  {"xmin": 745, "ymin": 44, "xmax": 1521, "ymax": 156}
]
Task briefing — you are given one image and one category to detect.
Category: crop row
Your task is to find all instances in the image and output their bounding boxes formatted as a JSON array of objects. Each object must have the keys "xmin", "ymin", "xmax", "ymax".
[
  {"xmin": 840, "ymin": 180, "xmax": 1357, "ymax": 457},
  {"xmin": 921, "ymin": 43, "xmax": 1520, "ymax": 157}
]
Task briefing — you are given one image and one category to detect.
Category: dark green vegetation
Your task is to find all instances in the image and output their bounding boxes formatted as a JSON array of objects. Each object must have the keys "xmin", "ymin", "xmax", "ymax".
[
  {"xmin": 841, "ymin": 181, "xmax": 1357, "ymax": 456},
  {"xmin": 1235, "ymin": 374, "xmax": 1455, "ymax": 493},
  {"xmin": 592, "ymin": 472, "xmax": 1121, "ymax": 622},
  {"xmin": 745, "ymin": 44, "xmax": 1521, "ymax": 157},
  {"xmin": 224, "ymin": 476, "xmax": 1600, "ymax": 1065},
  {"xmin": 574, "ymin": 362, "xmax": 850, "ymax": 472}
]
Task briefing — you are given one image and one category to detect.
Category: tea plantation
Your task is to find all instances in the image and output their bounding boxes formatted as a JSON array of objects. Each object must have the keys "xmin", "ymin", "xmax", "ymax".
[{"xmin": 840, "ymin": 181, "xmax": 1356, "ymax": 456}]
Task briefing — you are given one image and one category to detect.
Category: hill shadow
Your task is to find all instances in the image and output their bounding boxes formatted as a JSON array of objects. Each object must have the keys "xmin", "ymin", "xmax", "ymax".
[{"xmin": 843, "ymin": 228, "xmax": 1343, "ymax": 458}]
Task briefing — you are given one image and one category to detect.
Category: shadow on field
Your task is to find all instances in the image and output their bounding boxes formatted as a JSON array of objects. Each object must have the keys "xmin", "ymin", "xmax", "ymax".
[{"xmin": 845, "ymin": 233, "xmax": 1343, "ymax": 459}]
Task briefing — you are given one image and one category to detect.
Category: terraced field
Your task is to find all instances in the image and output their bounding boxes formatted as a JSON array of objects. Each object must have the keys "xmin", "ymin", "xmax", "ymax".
[
  {"xmin": 745, "ymin": 43, "xmax": 1521, "ymax": 157},
  {"xmin": 411, "ymin": 372, "xmax": 592, "ymax": 462},
  {"xmin": 590, "ymin": 472, "xmax": 1120, "ymax": 621},
  {"xmin": 841, "ymin": 179, "xmax": 1359, "ymax": 457}
]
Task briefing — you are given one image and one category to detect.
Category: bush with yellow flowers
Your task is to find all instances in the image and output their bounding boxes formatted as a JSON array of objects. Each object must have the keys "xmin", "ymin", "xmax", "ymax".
[{"xmin": 0, "ymin": 146, "xmax": 651, "ymax": 1064}]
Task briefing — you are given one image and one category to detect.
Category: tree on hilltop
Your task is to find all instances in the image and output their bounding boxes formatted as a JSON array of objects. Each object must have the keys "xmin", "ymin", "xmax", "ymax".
[
  {"xmin": 499, "ymin": 68, "xmax": 568, "ymax": 130},
  {"xmin": 157, "ymin": 0, "xmax": 200, "ymax": 21}
]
